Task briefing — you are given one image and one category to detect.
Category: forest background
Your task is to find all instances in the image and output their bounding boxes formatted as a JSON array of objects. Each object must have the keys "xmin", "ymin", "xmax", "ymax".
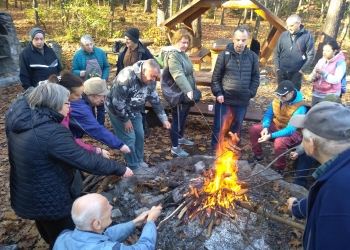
[{"xmin": 1, "ymin": 0, "xmax": 350, "ymax": 248}]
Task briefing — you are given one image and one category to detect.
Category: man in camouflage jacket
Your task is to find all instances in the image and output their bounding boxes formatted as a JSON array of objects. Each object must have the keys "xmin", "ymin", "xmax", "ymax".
[{"xmin": 105, "ymin": 59, "xmax": 171, "ymax": 170}]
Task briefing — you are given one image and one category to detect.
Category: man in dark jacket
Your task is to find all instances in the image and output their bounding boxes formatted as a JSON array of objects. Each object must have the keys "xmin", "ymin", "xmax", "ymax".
[
  {"xmin": 274, "ymin": 14, "xmax": 315, "ymax": 90},
  {"xmin": 287, "ymin": 101, "xmax": 350, "ymax": 249},
  {"xmin": 70, "ymin": 77, "xmax": 131, "ymax": 154},
  {"xmin": 19, "ymin": 28, "xmax": 62, "ymax": 89},
  {"xmin": 116, "ymin": 28, "xmax": 154, "ymax": 136},
  {"xmin": 211, "ymin": 25, "xmax": 260, "ymax": 150}
]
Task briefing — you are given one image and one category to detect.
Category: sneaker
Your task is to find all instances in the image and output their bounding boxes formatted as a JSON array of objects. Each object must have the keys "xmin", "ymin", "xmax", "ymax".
[
  {"xmin": 247, "ymin": 155, "xmax": 263, "ymax": 164},
  {"xmin": 138, "ymin": 162, "xmax": 149, "ymax": 168},
  {"xmin": 171, "ymin": 146, "xmax": 189, "ymax": 156},
  {"xmin": 178, "ymin": 138, "xmax": 194, "ymax": 146}
]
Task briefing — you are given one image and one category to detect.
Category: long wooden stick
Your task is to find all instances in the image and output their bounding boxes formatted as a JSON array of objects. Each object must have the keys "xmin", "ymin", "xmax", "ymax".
[
  {"xmin": 157, "ymin": 200, "xmax": 188, "ymax": 229},
  {"xmin": 235, "ymin": 201, "xmax": 305, "ymax": 231}
]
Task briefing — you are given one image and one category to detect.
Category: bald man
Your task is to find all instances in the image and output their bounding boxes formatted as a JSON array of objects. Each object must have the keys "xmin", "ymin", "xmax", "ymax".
[{"xmin": 53, "ymin": 194, "xmax": 162, "ymax": 249}]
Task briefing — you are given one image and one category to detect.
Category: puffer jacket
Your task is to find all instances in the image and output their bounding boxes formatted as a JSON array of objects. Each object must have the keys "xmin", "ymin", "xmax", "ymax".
[
  {"xmin": 211, "ymin": 43, "xmax": 260, "ymax": 107},
  {"xmin": 116, "ymin": 42, "xmax": 154, "ymax": 75},
  {"xmin": 5, "ymin": 97, "xmax": 127, "ymax": 221},
  {"xmin": 105, "ymin": 61, "xmax": 168, "ymax": 124},
  {"xmin": 274, "ymin": 24, "xmax": 315, "ymax": 73},
  {"xmin": 19, "ymin": 43, "xmax": 62, "ymax": 89}
]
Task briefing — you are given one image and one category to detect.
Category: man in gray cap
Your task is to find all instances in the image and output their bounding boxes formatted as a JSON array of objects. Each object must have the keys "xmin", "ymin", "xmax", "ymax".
[
  {"xmin": 287, "ymin": 101, "xmax": 350, "ymax": 249},
  {"xmin": 70, "ymin": 77, "xmax": 131, "ymax": 155},
  {"xmin": 19, "ymin": 28, "xmax": 62, "ymax": 89}
]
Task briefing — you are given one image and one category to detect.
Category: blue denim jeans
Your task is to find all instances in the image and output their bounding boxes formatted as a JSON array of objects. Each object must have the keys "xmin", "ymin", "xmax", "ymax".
[
  {"xmin": 293, "ymin": 153, "xmax": 318, "ymax": 188},
  {"xmin": 108, "ymin": 113, "xmax": 144, "ymax": 170},
  {"xmin": 211, "ymin": 101, "xmax": 247, "ymax": 148},
  {"xmin": 170, "ymin": 106, "xmax": 190, "ymax": 147},
  {"xmin": 91, "ymin": 105, "xmax": 105, "ymax": 125}
]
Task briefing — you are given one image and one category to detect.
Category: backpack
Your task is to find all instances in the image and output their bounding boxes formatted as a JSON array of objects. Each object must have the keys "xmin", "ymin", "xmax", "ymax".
[
  {"xmin": 161, "ymin": 52, "xmax": 185, "ymax": 107},
  {"xmin": 341, "ymin": 72, "xmax": 347, "ymax": 94}
]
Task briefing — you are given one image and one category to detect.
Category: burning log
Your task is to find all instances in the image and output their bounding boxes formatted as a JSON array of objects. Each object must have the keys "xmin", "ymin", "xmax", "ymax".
[
  {"xmin": 221, "ymin": 173, "xmax": 232, "ymax": 179},
  {"xmin": 235, "ymin": 188, "xmax": 249, "ymax": 196},
  {"xmin": 205, "ymin": 215, "xmax": 215, "ymax": 238},
  {"xmin": 235, "ymin": 200, "xmax": 305, "ymax": 231}
]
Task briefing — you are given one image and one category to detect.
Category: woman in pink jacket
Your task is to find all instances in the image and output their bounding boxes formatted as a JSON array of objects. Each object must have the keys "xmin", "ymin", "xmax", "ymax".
[
  {"xmin": 40, "ymin": 70, "xmax": 110, "ymax": 158},
  {"xmin": 310, "ymin": 40, "xmax": 346, "ymax": 106}
]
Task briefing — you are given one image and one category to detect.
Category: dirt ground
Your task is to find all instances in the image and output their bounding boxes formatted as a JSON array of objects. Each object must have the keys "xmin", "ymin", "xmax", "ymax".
[{"xmin": 2, "ymin": 4, "xmax": 350, "ymax": 249}]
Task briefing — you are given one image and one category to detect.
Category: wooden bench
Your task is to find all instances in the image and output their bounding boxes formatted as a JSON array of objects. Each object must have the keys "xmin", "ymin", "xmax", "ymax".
[
  {"xmin": 189, "ymin": 48, "xmax": 210, "ymax": 71},
  {"xmin": 145, "ymin": 101, "xmax": 262, "ymax": 122}
]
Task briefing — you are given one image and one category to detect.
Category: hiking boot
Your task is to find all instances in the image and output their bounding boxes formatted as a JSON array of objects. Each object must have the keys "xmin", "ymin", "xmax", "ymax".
[
  {"xmin": 171, "ymin": 146, "xmax": 189, "ymax": 157},
  {"xmin": 138, "ymin": 162, "xmax": 149, "ymax": 168},
  {"xmin": 178, "ymin": 138, "xmax": 194, "ymax": 146},
  {"xmin": 247, "ymin": 155, "xmax": 263, "ymax": 164}
]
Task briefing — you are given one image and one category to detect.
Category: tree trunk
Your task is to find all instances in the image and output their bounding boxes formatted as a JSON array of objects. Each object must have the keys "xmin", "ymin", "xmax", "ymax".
[
  {"xmin": 238, "ymin": 9, "xmax": 243, "ymax": 25},
  {"xmin": 219, "ymin": 8, "xmax": 224, "ymax": 25},
  {"xmin": 157, "ymin": 0, "xmax": 168, "ymax": 26},
  {"xmin": 123, "ymin": 0, "xmax": 127, "ymax": 11},
  {"xmin": 169, "ymin": 0, "xmax": 173, "ymax": 16},
  {"xmin": 192, "ymin": 16, "xmax": 202, "ymax": 42},
  {"xmin": 313, "ymin": 0, "xmax": 346, "ymax": 64},
  {"xmin": 250, "ymin": 9, "xmax": 253, "ymax": 22},
  {"xmin": 242, "ymin": 8, "xmax": 248, "ymax": 24},
  {"xmin": 33, "ymin": 0, "xmax": 39, "ymax": 25},
  {"xmin": 20, "ymin": 0, "xmax": 22, "ymax": 10},
  {"xmin": 15, "ymin": 0, "xmax": 18, "ymax": 8},
  {"xmin": 59, "ymin": 0, "xmax": 64, "ymax": 26},
  {"xmin": 287, "ymin": 0, "xmax": 294, "ymax": 16},
  {"xmin": 252, "ymin": 15, "xmax": 261, "ymax": 39},
  {"xmin": 109, "ymin": 0, "xmax": 114, "ymax": 37},
  {"xmin": 175, "ymin": 0, "xmax": 180, "ymax": 12},
  {"xmin": 144, "ymin": 0, "xmax": 152, "ymax": 13}
]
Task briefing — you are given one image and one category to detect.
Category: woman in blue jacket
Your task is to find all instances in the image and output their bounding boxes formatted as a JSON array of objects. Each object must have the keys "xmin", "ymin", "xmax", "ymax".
[{"xmin": 72, "ymin": 34, "xmax": 110, "ymax": 126}]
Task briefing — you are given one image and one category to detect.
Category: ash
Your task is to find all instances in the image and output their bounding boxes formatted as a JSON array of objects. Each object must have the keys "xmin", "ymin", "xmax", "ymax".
[{"xmin": 107, "ymin": 156, "xmax": 308, "ymax": 250}]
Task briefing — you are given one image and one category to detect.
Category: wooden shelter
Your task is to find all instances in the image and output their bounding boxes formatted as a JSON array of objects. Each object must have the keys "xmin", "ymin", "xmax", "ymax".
[{"xmin": 161, "ymin": 0, "xmax": 286, "ymax": 64}]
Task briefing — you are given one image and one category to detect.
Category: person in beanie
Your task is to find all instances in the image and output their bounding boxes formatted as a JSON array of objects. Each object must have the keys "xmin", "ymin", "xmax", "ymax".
[
  {"xmin": 287, "ymin": 101, "xmax": 350, "ymax": 250},
  {"xmin": 248, "ymin": 80, "xmax": 307, "ymax": 174},
  {"xmin": 69, "ymin": 77, "xmax": 131, "ymax": 154},
  {"xmin": 116, "ymin": 28, "xmax": 154, "ymax": 137},
  {"xmin": 19, "ymin": 28, "xmax": 62, "ymax": 89}
]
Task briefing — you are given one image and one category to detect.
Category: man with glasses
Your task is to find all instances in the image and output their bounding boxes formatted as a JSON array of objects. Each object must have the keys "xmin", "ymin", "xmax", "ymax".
[
  {"xmin": 105, "ymin": 59, "xmax": 171, "ymax": 170},
  {"xmin": 70, "ymin": 77, "xmax": 131, "ymax": 154},
  {"xmin": 248, "ymin": 80, "xmax": 307, "ymax": 175},
  {"xmin": 19, "ymin": 28, "xmax": 62, "ymax": 89},
  {"xmin": 274, "ymin": 14, "xmax": 315, "ymax": 90}
]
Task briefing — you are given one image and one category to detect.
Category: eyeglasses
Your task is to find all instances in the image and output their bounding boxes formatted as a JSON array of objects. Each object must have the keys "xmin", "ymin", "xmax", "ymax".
[{"xmin": 65, "ymin": 102, "xmax": 71, "ymax": 107}]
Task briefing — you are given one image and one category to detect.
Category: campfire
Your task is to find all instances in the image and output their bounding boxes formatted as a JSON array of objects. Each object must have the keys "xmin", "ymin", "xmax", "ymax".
[{"xmin": 171, "ymin": 115, "xmax": 252, "ymax": 237}]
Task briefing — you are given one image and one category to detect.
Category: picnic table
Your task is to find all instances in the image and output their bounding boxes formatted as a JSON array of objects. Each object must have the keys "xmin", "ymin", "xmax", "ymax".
[{"xmin": 209, "ymin": 38, "xmax": 232, "ymax": 71}]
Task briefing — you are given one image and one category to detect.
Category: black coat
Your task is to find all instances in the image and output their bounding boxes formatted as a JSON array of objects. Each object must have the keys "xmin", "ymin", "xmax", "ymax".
[
  {"xmin": 5, "ymin": 96, "xmax": 126, "ymax": 220},
  {"xmin": 19, "ymin": 43, "xmax": 62, "ymax": 89},
  {"xmin": 116, "ymin": 42, "xmax": 154, "ymax": 75},
  {"xmin": 211, "ymin": 43, "xmax": 260, "ymax": 107}
]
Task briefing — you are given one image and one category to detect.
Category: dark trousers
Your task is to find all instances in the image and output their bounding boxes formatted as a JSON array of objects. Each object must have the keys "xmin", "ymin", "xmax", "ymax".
[
  {"xmin": 276, "ymin": 69, "xmax": 302, "ymax": 91},
  {"xmin": 211, "ymin": 101, "xmax": 247, "ymax": 148},
  {"xmin": 92, "ymin": 105, "xmax": 105, "ymax": 125},
  {"xmin": 35, "ymin": 215, "xmax": 75, "ymax": 250},
  {"xmin": 141, "ymin": 104, "xmax": 147, "ymax": 133},
  {"xmin": 170, "ymin": 106, "xmax": 190, "ymax": 147},
  {"xmin": 293, "ymin": 153, "xmax": 318, "ymax": 188}
]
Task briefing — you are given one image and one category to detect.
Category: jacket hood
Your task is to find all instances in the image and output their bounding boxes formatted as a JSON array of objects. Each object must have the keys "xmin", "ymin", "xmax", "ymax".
[
  {"xmin": 9, "ymin": 100, "xmax": 64, "ymax": 134},
  {"xmin": 329, "ymin": 51, "xmax": 345, "ymax": 63},
  {"xmin": 132, "ymin": 60, "xmax": 144, "ymax": 82},
  {"xmin": 159, "ymin": 46, "xmax": 181, "ymax": 60}
]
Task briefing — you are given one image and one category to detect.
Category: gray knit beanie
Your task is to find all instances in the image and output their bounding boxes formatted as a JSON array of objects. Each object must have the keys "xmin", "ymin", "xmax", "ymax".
[
  {"xmin": 29, "ymin": 28, "xmax": 45, "ymax": 41},
  {"xmin": 124, "ymin": 28, "xmax": 140, "ymax": 43}
]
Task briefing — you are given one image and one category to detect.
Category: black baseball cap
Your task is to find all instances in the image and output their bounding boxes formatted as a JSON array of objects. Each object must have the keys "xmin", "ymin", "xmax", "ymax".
[{"xmin": 275, "ymin": 80, "xmax": 295, "ymax": 96}]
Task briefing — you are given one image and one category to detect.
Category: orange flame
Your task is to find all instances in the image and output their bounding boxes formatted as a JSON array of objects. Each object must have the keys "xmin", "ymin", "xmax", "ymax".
[{"xmin": 201, "ymin": 112, "xmax": 248, "ymax": 209}]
